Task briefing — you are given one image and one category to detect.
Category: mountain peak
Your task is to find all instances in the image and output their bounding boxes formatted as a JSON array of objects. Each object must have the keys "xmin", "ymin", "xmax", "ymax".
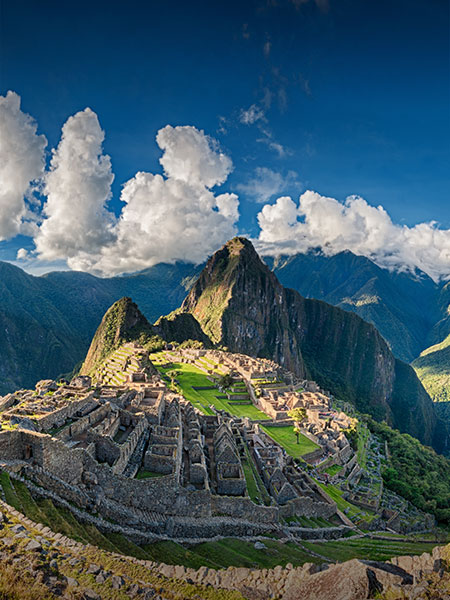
[
  {"xmin": 81, "ymin": 297, "xmax": 154, "ymax": 375},
  {"xmin": 181, "ymin": 237, "xmax": 305, "ymax": 374}
]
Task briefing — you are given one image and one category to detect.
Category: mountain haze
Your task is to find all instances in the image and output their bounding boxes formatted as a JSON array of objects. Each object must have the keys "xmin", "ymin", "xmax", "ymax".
[{"xmin": 268, "ymin": 251, "xmax": 440, "ymax": 363}]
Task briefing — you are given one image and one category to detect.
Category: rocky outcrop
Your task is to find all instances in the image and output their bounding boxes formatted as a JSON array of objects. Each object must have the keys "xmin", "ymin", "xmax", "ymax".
[
  {"xmin": 181, "ymin": 238, "xmax": 443, "ymax": 448},
  {"xmin": 143, "ymin": 544, "xmax": 450, "ymax": 599}
]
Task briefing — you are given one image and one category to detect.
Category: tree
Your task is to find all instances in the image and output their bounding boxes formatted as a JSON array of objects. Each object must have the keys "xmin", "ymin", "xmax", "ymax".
[
  {"xmin": 288, "ymin": 408, "xmax": 307, "ymax": 444},
  {"xmin": 218, "ymin": 373, "xmax": 234, "ymax": 390},
  {"xmin": 166, "ymin": 369, "xmax": 181, "ymax": 390}
]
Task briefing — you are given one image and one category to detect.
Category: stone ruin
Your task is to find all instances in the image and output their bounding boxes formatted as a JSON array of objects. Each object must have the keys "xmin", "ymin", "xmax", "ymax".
[{"xmin": 0, "ymin": 344, "xmax": 433, "ymax": 542}]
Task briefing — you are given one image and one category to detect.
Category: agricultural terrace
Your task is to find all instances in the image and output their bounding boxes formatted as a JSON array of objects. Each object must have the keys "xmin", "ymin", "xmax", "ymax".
[{"xmin": 1, "ymin": 471, "xmax": 444, "ymax": 571}]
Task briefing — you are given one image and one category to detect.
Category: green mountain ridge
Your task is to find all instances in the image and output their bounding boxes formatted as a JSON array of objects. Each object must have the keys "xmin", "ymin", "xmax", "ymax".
[
  {"xmin": 0, "ymin": 261, "xmax": 200, "ymax": 393},
  {"xmin": 80, "ymin": 297, "xmax": 155, "ymax": 375},
  {"xmin": 413, "ymin": 332, "xmax": 450, "ymax": 403},
  {"xmin": 1, "ymin": 245, "xmax": 450, "ymax": 427}
]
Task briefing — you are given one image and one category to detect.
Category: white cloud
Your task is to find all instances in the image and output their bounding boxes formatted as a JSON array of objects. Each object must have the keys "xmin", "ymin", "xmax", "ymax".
[
  {"xmin": 256, "ymin": 191, "xmax": 450, "ymax": 281},
  {"xmin": 256, "ymin": 127, "xmax": 290, "ymax": 157},
  {"xmin": 239, "ymin": 104, "xmax": 266, "ymax": 125},
  {"xmin": 16, "ymin": 247, "xmax": 29, "ymax": 260},
  {"xmin": 34, "ymin": 108, "xmax": 115, "ymax": 263},
  {"xmin": 157, "ymin": 125, "xmax": 232, "ymax": 187},
  {"xmin": 237, "ymin": 167, "xmax": 300, "ymax": 203},
  {"xmin": 263, "ymin": 41, "xmax": 272, "ymax": 57},
  {"xmin": 32, "ymin": 121, "xmax": 239, "ymax": 275},
  {"xmin": 0, "ymin": 91, "xmax": 47, "ymax": 241}
]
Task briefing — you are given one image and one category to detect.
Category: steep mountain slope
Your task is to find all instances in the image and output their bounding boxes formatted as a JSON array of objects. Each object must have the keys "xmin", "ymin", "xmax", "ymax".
[
  {"xmin": 0, "ymin": 262, "xmax": 89, "ymax": 393},
  {"xmin": 81, "ymin": 297, "xmax": 155, "ymax": 375},
  {"xmin": 413, "ymin": 333, "xmax": 450, "ymax": 402},
  {"xmin": 181, "ymin": 238, "xmax": 445, "ymax": 449},
  {"xmin": 181, "ymin": 237, "xmax": 305, "ymax": 376},
  {"xmin": 0, "ymin": 261, "xmax": 198, "ymax": 393},
  {"xmin": 267, "ymin": 251, "xmax": 440, "ymax": 363}
]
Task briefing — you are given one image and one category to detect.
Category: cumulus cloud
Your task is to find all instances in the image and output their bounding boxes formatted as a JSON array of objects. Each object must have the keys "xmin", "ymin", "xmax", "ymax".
[
  {"xmin": 239, "ymin": 104, "xmax": 266, "ymax": 125},
  {"xmin": 256, "ymin": 191, "xmax": 450, "ymax": 281},
  {"xmin": 237, "ymin": 167, "xmax": 300, "ymax": 203},
  {"xmin": 33, "ymin": 122, "xmax": 239, "ymax": 275},
  {"xmin": 157, "ymin": 125, "xmax": 232, "ymax": 187},
  {"xmin": 0, "ymin": 91, "xmax": 47, "ymax": 240},
  {"xmin": 34, "ymin": 108, "xmax": 115, "ymax": 262}
]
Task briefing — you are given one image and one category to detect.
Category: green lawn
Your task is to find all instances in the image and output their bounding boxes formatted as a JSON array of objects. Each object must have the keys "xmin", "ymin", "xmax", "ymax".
[
  {"xmin": 315, "ymin": 481, "xmax": 375, "ymax": 522},
  {"xmin": 357, "ymin": 423, "xmax": 369, "ymax": 469},
  {"xmin": 261, "ymin": 425, "xmax": 319, "ymax": 457},
  {"xmin": 325, "ymin": 464, "xmax": 343, "ymax": 477},
  {"xmin": 153, "ymin": 354, "xmax": 269, "ymax": 419}
]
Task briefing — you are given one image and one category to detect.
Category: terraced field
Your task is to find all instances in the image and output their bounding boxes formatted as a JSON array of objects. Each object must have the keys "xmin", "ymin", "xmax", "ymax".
[{"xmin": 0, "ymin": 472, "xmax": 443, "ymax": 570}]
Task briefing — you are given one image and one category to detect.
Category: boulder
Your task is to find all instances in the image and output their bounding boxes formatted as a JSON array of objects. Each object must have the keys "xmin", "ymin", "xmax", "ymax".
[
  {"xmin": 283, "ymin": 559, "xmax": 376, "ymax": 600},
  {"xmin": 26, "ymin": 539, "xmax": 42, "ymax": 552}
]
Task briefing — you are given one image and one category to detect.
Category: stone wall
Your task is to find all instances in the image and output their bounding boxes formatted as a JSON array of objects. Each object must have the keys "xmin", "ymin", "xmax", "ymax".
[
  {"xmin": 279, "ymin": 496, "xmax": 336, "ymax": 519},
  {"xmin": 37, "ymin": 393, "xmax": 97, "ymax": 431},
  {"xmin": 56, "ymin": 403, "xmax": 109, "ymax": 442}
]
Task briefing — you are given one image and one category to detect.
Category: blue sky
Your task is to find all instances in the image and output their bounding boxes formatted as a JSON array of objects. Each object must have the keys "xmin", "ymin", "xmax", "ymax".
[{"xmin": 1, "ymin": 0, "xmax": 449, "ymax": 277}]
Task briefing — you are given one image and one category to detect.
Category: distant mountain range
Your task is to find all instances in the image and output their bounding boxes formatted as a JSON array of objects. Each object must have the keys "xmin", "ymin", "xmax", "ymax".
[{"xmin": 1, "ymin": 244, "xmax": 449, "ymax": 407}]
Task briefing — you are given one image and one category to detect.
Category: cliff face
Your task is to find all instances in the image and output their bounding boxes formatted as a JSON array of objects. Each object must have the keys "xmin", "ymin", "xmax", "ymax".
[
  {"xmin": 182, "ymin": 238, "xmax": 444, "ymax": 448},
  {"xmin": 182, "ymin": 237, "xmax": 305, "ymax": 376},
  {"xmin": 286, "ymin": 291, "xmax": 396, "ymax": 418},
  {"xmin": 81, "ymin": 297, "xmax": 154, "ymax": 375}
]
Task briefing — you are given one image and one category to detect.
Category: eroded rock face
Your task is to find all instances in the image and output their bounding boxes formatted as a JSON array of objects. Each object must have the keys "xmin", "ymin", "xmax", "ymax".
[{"xmin": 283, "ymin": 560, "xmax": 372, "ymax": 600}]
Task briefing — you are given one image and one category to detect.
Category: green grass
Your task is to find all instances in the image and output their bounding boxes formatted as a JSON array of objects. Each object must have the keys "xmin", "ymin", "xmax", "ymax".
[
  {"xmin": 153, "ymin": 355, "xmax": 269, "ymax": 419},
  {"xmin": 136, "ymin": 469, "xmax": 164, "ymax": 479},
  {"xmin": 11, "ymin": 480, "xmax": 46, "ymax": 523},
  {"xmin": 325, "ymin": 464, "xmax": 343, "ymax": 477},
  {"xmin": 315, "ymin": 481, "xmax": 375, "ymax": 522},
  {"xmin": 0, "ymin": 472, "xmax": 22, "ymax": 510},
  {"xmin": 142, "ymin": 540, "xmax": 220, "ymax": 569},
  {"xmin": 242, "ymin": 460, "xmax": 260, "ymax": 503},
  {"xmin": 356, "ymin": 423, "xmax": 369, "ymax": 469},
  {"xmin": 261, "ymin": 425, "xmax": 320, "ymax": 457},
  {"xmin": 188, "ymin": 538, "xmax": 321, "ymax": 569},
  {"xmin": 303, "ymin": 537, "xmax": 443, "ymax": 563}
]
